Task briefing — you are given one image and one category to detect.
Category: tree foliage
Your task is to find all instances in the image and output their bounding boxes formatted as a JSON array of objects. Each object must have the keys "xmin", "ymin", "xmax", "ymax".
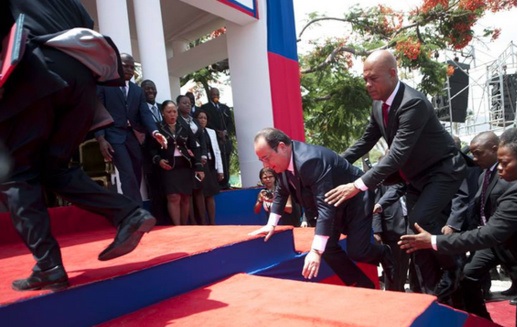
[{"xmin": 298, "ymin": 0, "xmax": 516, "ymax": 150}]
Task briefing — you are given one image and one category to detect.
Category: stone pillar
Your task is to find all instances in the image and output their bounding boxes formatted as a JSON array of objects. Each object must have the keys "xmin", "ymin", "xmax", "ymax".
[
  {"xmin": 96, "ymin": 0, "xmax": 132, "ymax": 54},
  {"xmin": 133, "ymin": 0, "xmax": 172, "ymax": 100}
]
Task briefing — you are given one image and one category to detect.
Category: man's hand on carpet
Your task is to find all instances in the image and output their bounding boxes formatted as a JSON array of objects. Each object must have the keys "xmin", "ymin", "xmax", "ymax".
[
  {"xmin": 248, "ymin": 225, "xmax": 275, "ymax": 242},
  {"xmin": 302, "ymin": 250, "xmax": 321, "ymax": 279}
]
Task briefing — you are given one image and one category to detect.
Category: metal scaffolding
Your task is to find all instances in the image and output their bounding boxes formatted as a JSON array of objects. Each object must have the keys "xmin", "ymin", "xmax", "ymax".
[{"xmin": 437, "ymin": 42, "xmax": 517, "ymax": 142}]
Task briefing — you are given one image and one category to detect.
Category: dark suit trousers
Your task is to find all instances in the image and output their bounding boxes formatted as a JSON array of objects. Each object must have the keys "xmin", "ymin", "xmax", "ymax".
[
  {"xmin": 141, "ymin": 143, "xmax": 169, "ymax": 225},
  {"xmin": 406, "ymin": 153, "xmax": 466, "ymax": 294},
  {"xmin": 461, "ymin": 248, "xmax": 497, "ymax": 319},
  {"xmin": 218, "ymin": 137, "xmax": 233, "ymax": 188},
  {"xmin": 0, "ymin": 49, "xmax": 138, "ymax": 271},
  {"xmin": 111, "ymin": 132, "xmax": 144, "ymax": 204},
  {"xmin": 322, "ymin": 189, "xmax": 384, "ymax": 289},
  {"xmin": 384, "ymin": 239, "xmax": 410, "ymax": 292}
]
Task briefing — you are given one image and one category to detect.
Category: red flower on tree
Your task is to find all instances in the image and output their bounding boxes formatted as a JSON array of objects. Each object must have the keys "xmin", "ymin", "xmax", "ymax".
[{"xmin": 396, "ymin": 38, "xmax": 422, "ymax": 61}]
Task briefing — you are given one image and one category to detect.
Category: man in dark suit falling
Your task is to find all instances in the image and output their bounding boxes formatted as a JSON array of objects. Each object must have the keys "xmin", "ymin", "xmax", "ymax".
[
  {"xmin": 325, "ymin": 50, "xmax": 466, "ymax": 300},
  {"xmin": 0, "ymin": 0, "xmax": 165, "ymax": 291},
  {"xmin": 96, "ymin": 54, "xmax": 166, "ymax": 204},
  {"xmin": 249, "ymin": 128, "xmax": 395, "ymax": 289},
  {"xmin": 399, "ymin": 127, "xmax": 517, "ymax": 320}
]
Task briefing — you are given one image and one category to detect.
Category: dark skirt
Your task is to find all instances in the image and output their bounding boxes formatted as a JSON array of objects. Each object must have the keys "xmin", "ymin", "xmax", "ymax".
[
  {"xmin": 161, "ymin": 156, "xmax": 195, "ymax": 195},
  {"xmin": 201, "ymin": 163, "xmax": 220, "ymax": 197}
]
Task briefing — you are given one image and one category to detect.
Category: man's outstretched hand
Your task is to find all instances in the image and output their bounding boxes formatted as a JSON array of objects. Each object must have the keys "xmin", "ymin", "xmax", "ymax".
[
  {"xmin": 398, "ymin": 223, "xmax": 433, "ymax": 253},
  {"xmin": 153, "ymin": 132, "xmax": 168, "ymax": 149}
]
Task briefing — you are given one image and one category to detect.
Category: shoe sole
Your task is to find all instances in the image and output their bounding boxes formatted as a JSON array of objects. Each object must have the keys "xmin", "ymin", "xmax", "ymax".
[
  {"xmin": 12, "ymin": 280, "xmax": 70, "ymax": 292},
  {"xmin": 98, "ymin": 216, "xmax": 156, "ymax": 261}
]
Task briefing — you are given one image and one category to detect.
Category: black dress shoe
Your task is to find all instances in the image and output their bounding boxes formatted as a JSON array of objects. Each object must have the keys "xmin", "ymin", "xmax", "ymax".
[
  {"xmin": 501, "ymin": 284, "xmax": 517, "ymax": 296},
  {"xmin": 12, "ymin": 265, "xmax": 69, "ymax": 291},
  {"xmin": 380, "ymin": 245, "xmax": 396, "ymax": 288},
  {"xmin": 510, "ymin": 297, "xmax": 517, "ymax": 305},
  {"xmin": 98, "ymin": 208, "xmax": 156, "ymax": 261},
  {"xmin": 434, "ymin": 268, "xmax": 461, "ymax": 302}
]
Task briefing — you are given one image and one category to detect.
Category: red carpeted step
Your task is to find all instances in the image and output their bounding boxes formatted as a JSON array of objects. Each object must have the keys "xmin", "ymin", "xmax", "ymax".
[
  {"xmin": 0, "ymin": 225, "xmax": 293, "ymax": 306},
  {"xmin": 97, "ymin": 273, "xmax": 500, "ymax": 327}
]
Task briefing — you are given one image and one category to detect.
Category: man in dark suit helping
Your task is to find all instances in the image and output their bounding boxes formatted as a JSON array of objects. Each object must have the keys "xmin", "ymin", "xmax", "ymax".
[{"xmin": 325, "ymin": 50, "xmax": 467, "ymax": 300}]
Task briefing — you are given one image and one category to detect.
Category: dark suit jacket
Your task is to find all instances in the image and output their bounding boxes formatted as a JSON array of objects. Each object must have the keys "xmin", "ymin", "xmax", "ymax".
[
  {"xmin": 95, "ymin": 82, "xmax": 156, "ymax": 144},
  {"xmin": 0, "ymin": 0, "xmax": 92, "ymax": 122},
  {"xmin": 270, "ymin": 141, "xmax": 364, "ymax": 237},
  {"xmin": 436, "ymin": 182, "xmax": 516, "ymax": 260},
  {"xmin": 200, "ymin": 102, "xmax": 235, "ymax": 139},
  {"xmin": 178, "ymin": 115, "xmax": 207, "ymax": 162},
  {"xmin": 150, "ymin": 118, "xmax": 203, "ymax": 172},
  {"xmin": 462, "ymin": 159, "xmax": 484, "ymax": 230},
  {"xmin": 343, "ymin": 82, "xmax": 463, "ymax": 189},
  {"xmin": 373, "ymin": 182, "xmax": 407, "ymax": 242},
  {"xmin": 475, "ymin": 167, "xmax": 513, "ymax": 223}
]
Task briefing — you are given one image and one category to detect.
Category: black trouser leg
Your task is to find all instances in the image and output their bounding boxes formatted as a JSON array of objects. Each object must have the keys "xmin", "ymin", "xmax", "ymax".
[
  {"xmin": 2, "ymin": 181, "xmax": 62, "ymax": 271},
  {"xmin": 323, "ymin": 228, "xmax": 375, "ymax": 289}
]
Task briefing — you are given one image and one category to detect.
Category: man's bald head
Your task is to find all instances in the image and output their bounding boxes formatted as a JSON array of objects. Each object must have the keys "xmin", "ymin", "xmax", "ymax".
[
  {"xmin": 363, "ymin": 50, "xmax": 399, "ymax": 101},
  {"xmin": 365, "ymin": 50, "xmax": 398, "ymax": 71}
]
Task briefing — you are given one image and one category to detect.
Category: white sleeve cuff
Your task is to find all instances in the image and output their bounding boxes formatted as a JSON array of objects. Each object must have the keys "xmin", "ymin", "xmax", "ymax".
[
  {"xmin": 354, "ymin": 178, "xmax": 368, "ymax": 191},
  {"xmin": 267, "ymin": 213, "xmax": 281, "ymax": 226},
  {"xmin": 431, "ymin": 235, "xmax": 438, "ymax": 251},
  {"xmin": 311, "ymin": 234, "xmax": 329, "ymax": 253}
]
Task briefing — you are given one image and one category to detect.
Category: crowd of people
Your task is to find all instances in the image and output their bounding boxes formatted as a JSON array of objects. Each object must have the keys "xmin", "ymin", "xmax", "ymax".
[
  {"xmin": 95, "ymin": 55, "xmax": 235, "ymax": 226},
  {"xmin": 0, "ymin": 2, "xmax": 515, "ymax": 325}
]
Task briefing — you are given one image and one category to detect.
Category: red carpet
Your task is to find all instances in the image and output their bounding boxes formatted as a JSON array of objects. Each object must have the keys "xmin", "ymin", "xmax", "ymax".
[
  {"xmin": 97, "ymin": 273, "xmax": 437, "ymax": 327},
  {"xmin": 486, "ymin": 300, "xmax": 517, "ymax": 327},
  {"xmin": 0, "ymin": 205, "xmax": 514, "ymax": 326},
  {"xmin": 0, "ymin": 224, "xmax": 291, "ymax": 305}
]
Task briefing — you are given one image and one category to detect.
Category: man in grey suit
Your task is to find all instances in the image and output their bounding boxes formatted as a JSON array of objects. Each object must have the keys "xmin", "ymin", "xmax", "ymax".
[
  {"xmin": 399, "ymin": 127, "xmax": 517, "ymax": 320},
  {"xmin": 96, "ymin": 54, "xmax": 166, "ymax": 204},
  {"xmin": 249, "ymin": 128, "xmax": 395, "ymax": 289},
  {"xmin": 325, "ymin": 50, "xmax": 466, "ymax": 300}
]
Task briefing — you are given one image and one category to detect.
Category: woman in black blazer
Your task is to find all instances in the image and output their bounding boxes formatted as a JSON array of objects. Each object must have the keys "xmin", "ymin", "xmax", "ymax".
[
  {"xmin": 177, "ymin": 95, "xmax": 208, "ymax": 225},
  {"xmin": 151, "ymin": 100, "xmax": 204, "ymax": 225}
]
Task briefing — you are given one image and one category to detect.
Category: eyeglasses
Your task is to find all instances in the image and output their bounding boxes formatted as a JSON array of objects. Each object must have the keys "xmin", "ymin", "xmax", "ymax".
[{"xmin": 262, "ymin": 175, "xmax": 275, "ymax": 180}]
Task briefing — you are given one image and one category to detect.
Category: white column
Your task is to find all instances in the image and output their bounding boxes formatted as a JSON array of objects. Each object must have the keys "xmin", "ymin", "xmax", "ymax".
[
  {"xmin": 133, "ymin": 0, "xmax": 172, "ymax": 100},
  {"xmin": 96, "ymin": 0, "xmax": 132, "ymax": 54},
  {"xmin": 226, "ymin": 0, "xmax": 272, "ymax": 187},
  {"xmin": 169, "ymin": 76, "xmax": 182, "ymax": 101}
]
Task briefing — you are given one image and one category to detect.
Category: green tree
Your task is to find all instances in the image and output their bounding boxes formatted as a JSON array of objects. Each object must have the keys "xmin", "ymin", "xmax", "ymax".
[{"xmin": 298, "ymin": 0, "xmax": 516, "ymax": 149}]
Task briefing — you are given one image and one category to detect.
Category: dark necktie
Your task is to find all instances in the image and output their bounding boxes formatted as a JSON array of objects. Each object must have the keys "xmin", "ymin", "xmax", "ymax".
[
  {"xmin": 382, "ymin": 102, "xmax": 390, "ymax": 127},
  {"xmin": 151, "ymin": 104, "xmax": 160, "ymax": 122},
  {"xmin": 120, "ymin": 85, "xmax": 127, "ymax": 99},
  {"xmin": 286, "ymin": 170, "xmax": 297, "ymax": 191},
  {"xmin": 479, "ymin": 169, "xmax": 492, "ymax": 225},
  {"xmin": 286, "ymin": 170, "xmax": 303, "ymax": 206}
]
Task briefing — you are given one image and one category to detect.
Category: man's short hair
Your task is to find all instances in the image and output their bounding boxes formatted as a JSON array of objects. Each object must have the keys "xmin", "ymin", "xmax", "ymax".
[{"xmin": 255, "ymin": 128, "xmax": 292, "ymax": 150}]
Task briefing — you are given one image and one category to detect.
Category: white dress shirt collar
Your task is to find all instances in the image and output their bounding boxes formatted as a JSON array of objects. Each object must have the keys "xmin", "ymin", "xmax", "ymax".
[
  {"xmin": 288, "ymin": 150, "xmax": 295, "ymax": 173},
  {"xmin": 385, "ymin": 80, "xmax": 401, "ymax": 107}
]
